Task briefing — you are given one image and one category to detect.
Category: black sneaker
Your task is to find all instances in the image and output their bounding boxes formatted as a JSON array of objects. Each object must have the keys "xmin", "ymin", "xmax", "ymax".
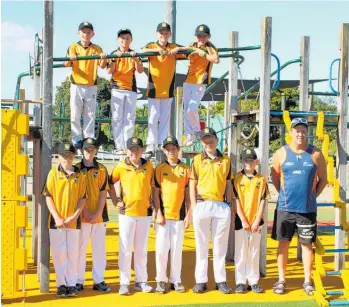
[
  {"xmin": 75, "ymin": 283, "xmax": 84, "ymax": 292},
  {"xmin": 66, "ymin": 286, "xmax": 78, "ymax": 297},
  {"xmin": 56, "ymin": 285, "xmax": 67, "ymax": 297},
  {"xmin": 251, "ymin": 284, "xmax": 263, "ymax": 293},
  {"xmin": 192, "ymin": 283, "xmax": 207, "ymax": 293},
  {"xmin": 216, "ymin": 282, "xmax": 232, "ymax": 294},
  {"xmin": 93, "ymin": 281, "xmax": 111, "ymax": 293},
  {"xmin": 235, "ymin": 283, "xmax": 247, "ymax": 294}
]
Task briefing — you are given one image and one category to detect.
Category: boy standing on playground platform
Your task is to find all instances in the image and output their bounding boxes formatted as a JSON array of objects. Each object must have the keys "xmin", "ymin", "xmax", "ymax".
[
  {"xmin": 42, "ymin": 143, "xmax": 86, "ymax": 297},
  {"xmin": 109, "ymin": 137, "xmax": 154, "ymax": 295},
  {"xmin": 152, "ymin": 136, "xmax": 191, "ymax": 294},
  {"xmin": 64, "ymin": 21, "xmax": 107, "ymax": 148},
  {"xmin": 142, "ymin": 22, "xmax": 186, "ymax": 156},
  {"xmin": 233, "ymin": 148, "xmax": 270, "ymax": 294},
  {"xmin": 183, "ymin": 24, "xmax": 219, "ymax": 146},
  {"xmin": 107, "ymin": 28, "xmax": 144, "ymax": 154},
  {"xmin": 75, "ymin": 138, "xmax": 111, "ymax": 293}
]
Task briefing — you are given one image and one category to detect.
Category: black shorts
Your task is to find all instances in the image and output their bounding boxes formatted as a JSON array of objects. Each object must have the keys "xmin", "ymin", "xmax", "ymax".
[{"xmin": 271, "ymin": 210, "xmax": 317, "ymax": 244}]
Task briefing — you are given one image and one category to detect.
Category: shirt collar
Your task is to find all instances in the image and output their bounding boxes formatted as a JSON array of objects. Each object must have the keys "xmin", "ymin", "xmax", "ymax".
[
  {"xmin": 80, "ymin": 158, "xmax": 99, "ymax": 170},
  {"xmin": 125, "ymin": 157, "xmax": 147, "ymax": 169},
  {"xmin": 78, "ymin": 41, "xmax": 92, "ymax": 49},
  {"xmin": 156, "ymin": 40, "xmax": 169, "ymax": 49},
  {"xmin": 165, "ymin": 159, "xmax": 182, "ymax": 167},
  {"xmin": 58, "ymin": 164, "xmax": 80, "ymax": 177},
  {"xmin": 201, "ymin": 149, "xmax": 223, "ymax": 160},
  {"xmin": 242, "ymin": 169, "xmax": 257, "ymax": 178}
]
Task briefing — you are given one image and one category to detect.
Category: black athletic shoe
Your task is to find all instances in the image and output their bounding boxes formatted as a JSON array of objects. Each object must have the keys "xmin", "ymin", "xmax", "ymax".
[
  {"xmin": 75, "ymin": 283, "xmax": 84, "ymax": 292},
  {"xmin": 216, "ymin": 282, "xmax": 232, "ymax": 294},
  {"xmin": 192, "ymin": 283, "xmax": 207, "ymax": 293},
  {"xmin": 66, "ymin": 286, "xmax": 78, "ymax": 297},
  {"xmin": 93, "ymin": 281, "xmax": 111, "ymax": 293},
  {"xmin": 56, "ymin": 285, "xmax": 67, "ymax": 297}
]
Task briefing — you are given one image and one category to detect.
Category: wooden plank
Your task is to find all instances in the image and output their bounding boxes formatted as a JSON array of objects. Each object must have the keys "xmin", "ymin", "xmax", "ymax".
[
  {"xmin": 258, "ymin": 17, "xmax": 272, "ymax": 277},
  {"xmin": 299, "ymin": 36, "xmax": 310, "ymax": 111},
  {"xmin": 39, "ymin": 1, "xmax": 53, "ymax": 293},
  {"xmin": 226, "ymin": 31, "xmax": 239, "ymax": 262},
  {"xmin": 335, "ymin": 23, "xmax": 348, "ymax": 271}
]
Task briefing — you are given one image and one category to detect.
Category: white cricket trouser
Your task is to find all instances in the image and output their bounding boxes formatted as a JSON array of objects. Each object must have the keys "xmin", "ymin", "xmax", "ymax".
[
  {"xmin": 193, "ymin": 200, "xmax": 231, "ymax": 283},
  {"xmin": 70, "ymin": 84, "xmax": 97, "ymax": 144},
  {"xmin": 155, "ymin": 220, "xmax": 184, "ymax": 283},
  {"xmin": 118, "ymin": 214, "xmax": 152, "ymax": 285},
  {"xmin": 77, "ymin": 222, "xmax": 107, "ymax": 285},
  {"xmin": 234, "ymin": 228, "xmax": 261, "ymax": 285},
  {"xmin": 146, "ymin": 98, "xmax": 173, "ymax": 146},
  {"xmin": 49, "ymin": 228, "xmax": 80, "ymax": 287},
  {"xmin": 183, "ymin": 82, "xmax": 206, "ymax": 137},
  {"xmin": 111, "ymin": 89, "xmax": 137, "ymax": 149}
]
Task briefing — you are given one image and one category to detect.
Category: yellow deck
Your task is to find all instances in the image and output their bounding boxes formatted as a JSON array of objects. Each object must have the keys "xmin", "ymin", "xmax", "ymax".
[{"xmin": 2, "ymin": 222, "xmax": 347, "ymax": 307}]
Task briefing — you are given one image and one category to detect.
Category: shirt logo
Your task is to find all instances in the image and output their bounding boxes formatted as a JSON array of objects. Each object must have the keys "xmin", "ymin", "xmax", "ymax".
[
  {"xmin": 292, "ymin": 170, "xmax": 305, "ymax": 175},
  {"xmin": 93, "ymin": 172, "xmax": 98, "ymax": 177},
  {"xmin": 303, "ymin": 162, "xmax": 313, "ymax": 167},
  {"xmin": 164, "ymin": 173, "xmax": 168, "ymax": 176},
  {"xmin": 74, "ymin": 177, "xmax": 79, "ymax": 182},
  {"xmin": 256, "ymin": 183, "xmax": 261, "ymax": 188},
  {"xmin": 285, "ymin": 162, "xmax": 295, "ymax": 166}
]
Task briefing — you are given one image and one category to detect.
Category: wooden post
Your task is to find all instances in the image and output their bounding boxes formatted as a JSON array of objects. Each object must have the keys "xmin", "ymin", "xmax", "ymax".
[
  {"xmin": 258, "ymin": 17, "xmax": 272, "ymax": 277},
  {"xmin": 165, "ymin": 0, "xmax": 176, "ymax": 136},
  {"xmin": 226, "ymin": 31, "xmax": 238, "ymax": 262},
  {"xmin": 335, "ymin": 23, "xmax": 348, "ymax": 271},
  {"xmin": 175, "ymin": 86, "xmax": 183, "ymax": 160},
  {"xmin": 39, "ymin": 0, "xmax": 53, "ymax": 293},
  {"xmin": 299, "ymin": 36, "xmax": 310, "ymax": 111}
]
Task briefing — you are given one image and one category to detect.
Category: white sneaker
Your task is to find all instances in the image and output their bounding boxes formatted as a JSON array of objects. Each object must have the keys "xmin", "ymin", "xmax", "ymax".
[
  {"xmin": 119, "ymin": 284, "xmax": 130, "ymax": 295},
  {"xmin": 135, "ymin": 282, "xmax": 153, "ymax": 293}
]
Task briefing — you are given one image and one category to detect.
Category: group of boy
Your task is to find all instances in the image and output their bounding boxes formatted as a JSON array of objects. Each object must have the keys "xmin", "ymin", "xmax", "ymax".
[
  {"xmin": 64, "ymin": 21, "xmax": 218, "ymax": 155},
  {"xmin": 44, "ymin": 128, "xmax": 271, "ymax": 297}
]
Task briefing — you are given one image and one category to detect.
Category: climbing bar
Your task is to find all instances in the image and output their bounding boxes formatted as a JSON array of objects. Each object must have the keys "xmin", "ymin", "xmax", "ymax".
[
  {"xmin": 52, "ymin": 48, "xmax": 252, "ymax": 62},
  {"xmin": 316, "ymin": 111, "xmax": 325, "ymax": 141},
  {"xmin": 205, "ymin": 71, "xmax": 228, "ymax": 94},
  {"xmin": 318, "ymin": 225, "xmax": 343, "ymax": 231},
  {"xmin": 307, "ymin": 135, "xmax": 317, "ymax": 139},
  {"xmin": 326, "ymin": 271, "xmax": 342, "ymax": 276},
  {"xmin": 238, "ymin": 58, "xmax": 301, "ymax": 100},
  {"xmin": 329, "ymin": 301, "xmax": 349, "ymax": 306},
  {"xmin": 216, "ymin": 45, "xmax": 261, "ymax": 52},
  {"xmin": 1, "ymin": 99, "xmax": 42, "ymax": 104},
  {"xmin": 325, "ymin": 249, "xmax": 349, "ymax": 254},
  {"xmin": 270, "ymin": 110, "xmax": 339, "ymax": 117},
  {"xmin": 327, "ymin": 156, "xmax": 335, "ymax": 184},
  {"xmin": 308, "ymin": 91, "xmax": 349, "ymax": 97},
  {"xmin": 52, "ymin": 117, "xmax": 148, "ymax": 125},
  {"xmin": 322, "ymin": 134, "xmax": 330, "ymax": 162},
  {"xmin": 271, "ymin": 53, "xmax": 281, "ymax": 90},
  {"xmin": 317, "ymin": 203, "xmax": 336, "ymax": 207},
  {"xmin": 327, "ymin": 291, "xmax": 345, "ymax": 296},
  {"xmin": 329, "ymin": 58, "xmax": 340, "ymax": 95}
]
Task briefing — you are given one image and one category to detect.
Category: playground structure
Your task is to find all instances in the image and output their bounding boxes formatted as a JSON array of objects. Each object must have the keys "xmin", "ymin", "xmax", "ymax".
[{"xmin": 1, "ymin": 2, "xmax": 348, "ymax": 305}]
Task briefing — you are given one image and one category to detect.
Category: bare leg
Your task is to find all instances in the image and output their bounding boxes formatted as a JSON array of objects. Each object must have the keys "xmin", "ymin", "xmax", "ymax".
[
  {"xmin": 277, "ymin": 241, "xmax": 291, "ymax": 282},
  {"xmin": 301, "ymin": 243, "xmax": 313, "ymax": 283}
]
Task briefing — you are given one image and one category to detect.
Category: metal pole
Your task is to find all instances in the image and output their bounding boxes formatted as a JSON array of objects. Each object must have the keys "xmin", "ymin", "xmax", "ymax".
[
  {"xmin": 39, "ymin": 0, "xmax": 53, "ymax": 293},
  {"xmin": 335, "ymin": 23, "xmax": 348, "ymax": 271},
  {"xmin": 258, "ymin": 17, "xmax": 272, "ymax": 277},
  {"xmin": 280, "ymin": 93, "xmax": 286, "ymax": 146},
  {"xmin": 226, "ymin": 31, "xmax": 239, "ymax": 262},
  {"xmin": 175, "ymin": 86, "xmax": 183, "ymax": 160}
]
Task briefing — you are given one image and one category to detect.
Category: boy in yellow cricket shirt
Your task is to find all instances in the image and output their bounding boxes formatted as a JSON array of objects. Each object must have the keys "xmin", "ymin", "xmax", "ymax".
[
  {"xmin": 75, "ymin": 138, "xmax": 110, "ymax": 293},
  {"xmin": 142, "ymin": 22, "xmax": 186, "ymax": 155},
  {"xmin": 42, "ymin": 143, "xmax": 86, "ymax": 297},
  {"xmin": 107, "ymin": 28, "xmax": 144, "ymax": 154},
  {"xmin": 233, "ymin": 148, "xmax": 270, "ymax": 294},
  {"xmin": 109, "ymin": 137, "xmax": 154, "ymax": 295},
  {"xmin": 183, "ymin": 24, "xmax": 219, "ymax": 146},
  {"xmin": 64, "ymin": 21, "xmax": 107, "ymax": 148},
  {"xmin": 152, "ymin": 136, "xmax": 191, "ymax": 294}
]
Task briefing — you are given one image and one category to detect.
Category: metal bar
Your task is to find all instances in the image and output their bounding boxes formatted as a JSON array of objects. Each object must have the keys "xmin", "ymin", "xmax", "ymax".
[
  {"xmin": 271, "ymin": 53, "xmax": 281, "ymax": 90},
  {"xmin": 329, "ymin": 58, "xmax": 341, "ymax": 94},
  {"xmin": 318, "ymin": 226, "xmax": 343, "ymax": 231},
  {"xmin": 270, "ymin": 110, "xmax": 339, "ymax": 117},
  {"xmin": 317, "ymin": 203, "xmax": 335, "ymax": 207},
  {"xmin": 325, "ymin": 249, "xmax": 349, "ymax": 253},
  {"xmin": 52, "ymin": 117, "xmax": 148, "ymax": 125},
  {"xmin": 309, "ymin": 91, "xmax": 345, "ymax": 97},
  {"xmin": 238, "ymin": 58, "xmax": 301, "ymax": 101},
  {"xmin": 326, "ymin": 291, "xmax": 344, "ymax": 296},
  {"xmin": 39, "ymin": 0, "xmax": 53, "ymax": 293},
  {"xmin": 326, "ymin": 271, "xmax": 342, "ymax": 276},
  {"xmin": 329, "ymin": 301, "xmax": 349, "ymax": 306}
]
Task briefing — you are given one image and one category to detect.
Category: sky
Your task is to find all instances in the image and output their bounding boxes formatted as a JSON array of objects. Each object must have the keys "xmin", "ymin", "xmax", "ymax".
[{"xmin": 1, "ymin": 0, "xmax": 349, "ymax": 103}]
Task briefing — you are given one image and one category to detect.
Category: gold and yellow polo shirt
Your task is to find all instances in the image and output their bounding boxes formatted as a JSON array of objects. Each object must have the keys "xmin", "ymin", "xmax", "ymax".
[
  {"xmin": 42, "ymin": 165, "xmax": 86, "ymax": 229},
  {"xmin": 185, "ymin": 41, "xmax": 218, "ymax": 85},
  {"xmin": 75, "ymin": 159, "xmax": 109, "ymax": 224},
  {"xmin": 143, "ymin": 41, "xmax": 185, "ymax": 98},
  {"xmin": 153, "ymin": 160, "xmax": 190, "ymax": 220},
  {"xmin": 190, "ymin": 150, "xmax": 233, "ymax": 202},
  {"xmin": 233, "ymin": 170, "xmax": 270, "ymax": 230},
  {"xmin": 67, "ymin": 41, "xmax": 103, "ymax": 86},
  {"xmin": 110, "ymin": 158, "xmax": 153, "ymax": 217},
  {"xmin": 109, "ymin": 48, "xmax": 138, "ymax": 92}
]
